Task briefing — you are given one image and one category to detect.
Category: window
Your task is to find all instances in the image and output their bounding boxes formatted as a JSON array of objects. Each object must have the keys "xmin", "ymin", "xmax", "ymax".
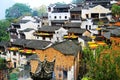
[
  {"xmin": 42, "ymin": 23, "xmax": 44, "ymax": 25},
  {"xmin": 54, "ymin": 16, "xmax": 57, "ymax": 19},
  {"xmin": 89, "ymin": 25, "xmax": 91, "ymax": 30},
  {"xmin": 65, "ymin": 16, "xmax": 67, "ymax": 19},
  {"xmin": 38, "ymin": 25, "xmax": 40, "ymax": 28},
  {"xmin": 59, "ymin": 16, "xmax": 61, "ymax": 19},
  {"xmin": 100, "ymin": 13, "xmax": 106, "ymax": 17},
  {"xmin": 48, "ymin": 7, "xmax": 51, "ymax": 12},
  {"xmin": 13, "ymin": 51, "xmax": 16, "ymax": 56},
  {"xmin": 86, "ymin": 25, "xmax": 88, "ymax": 30},
  {"xmin": 37, "ymin": 36, "xmax": 39, "ymax": 39},
  {"xmin": 14, "ymin": 62, "xmax": 16, "ymax": 68},
  {"xmin": 43, "ymin": 37, "xmax": 45, "ymax": 40}
]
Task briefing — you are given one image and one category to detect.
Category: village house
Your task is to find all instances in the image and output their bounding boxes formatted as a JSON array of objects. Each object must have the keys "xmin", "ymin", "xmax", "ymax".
[
  {"xmin": 18, "ymin": 28, "xmax": 35, "ymax": 39},
  {"xmin": 0, "ymin": 39, "xmax": 82, "ymax": 80},
  {"xmin": 70, "ymin": 7, "xmax": 82, "ymax": 23},
  {"xmin": 48, "ymin": 4, "xmax": 76, "ymax": 26},
  {"xmin": 33, "ymin": 26, "xmax": 68, "ymax": 42},
  {"xmin": 81, "ymin": 5, "xmax": 111, "ymax": 19},
  {"xmin": 28, "ymin": 40, "xmax": 81, "ymax": 80},
  {"xmin": 8, "ymin": 16, "xmax": 41, "ymax": 42},
  {"xmin": 40, "ymin": 13, "xmax": 49, "ymax": 26},
  {"xmin": 6, "ymin": 39, "xmax": 52, "ymax": 68}
]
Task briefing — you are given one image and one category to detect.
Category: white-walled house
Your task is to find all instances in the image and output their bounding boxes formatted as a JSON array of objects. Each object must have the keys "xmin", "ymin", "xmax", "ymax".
[
  {"xmin": 18, "ymin": 28, "xmax": 35, "ymax": 39},
  {"xmin": 9, "ymin": 16, "xmax": 41, "ymax": 42},
  {"xmin": 81, "ymin": 5, "xmax": 111, "ymax": 19},
  {"xmin": 78, "ymin": 36, "xmax": 92, "ymax": 49},
  {"xmin": 33, "ymin": 26, "xmax": 68, "ymax": 43},
  {"xmin": 52, "ymin": 27, "xmax": 68, "ymax": 42},
  {"xmin": 5, "ymin": 39, "xmax": 52, "ymax": 68},
  {"xmin": 48, "ymin": 4, "xmax": 76, "ymax": 26},
  {"xmin": 19, "ymin": 21, "xmax": 41, "ymax": 30},
  {"xmin": 81, "ymin": 19, "xmax": 99, "ymax": 34}
]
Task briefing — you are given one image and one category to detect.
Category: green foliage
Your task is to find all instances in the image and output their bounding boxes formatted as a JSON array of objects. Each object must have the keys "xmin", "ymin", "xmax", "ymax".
[
  {"xmin": 82, "ymin": 46, "xmax": 120, "ymax": 80},
  {"xmin": 32, "ymin": 10, "xmax": 38, "ymax": 16},
  {"xmin": 0, "ymin": 19, "xmax": 10, "ymax": 41},
  {"xmin": 34, "ymin": 5, "xmax": 47, "ymax": 17},
  {"xmin": 112, "ymin": 4, "xmax": 120, "ymax": 17},
  {"xmin": 5, "ymin": 3, "xmax": 32, "ymax": 19},
  {"xmin": 9, "ymin": 73, "xmax": 18, "ymax": 80},
  {"xmin": 0, "ymin": 58, "xmax": 7, "ymax": 70}
]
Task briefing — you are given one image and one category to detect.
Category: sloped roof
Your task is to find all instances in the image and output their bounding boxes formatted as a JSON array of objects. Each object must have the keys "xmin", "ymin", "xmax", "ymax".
[
  {"xmin": 38, "ymin": 26, "xmax": 60, "ymax": 32},
  {"xmin": 63, "ymin": 23, "xmax": 81, "ymax": 28},
  {"xmin": 68, "ymin": 28, "xmax": 86, "ymax": 34},
  {"xmin": 26, "ymin": 40, "xmax": 51, "ymax": 49},
  {"xmin": 54, "ymin": 4, "xmax": 70, "ymax": 8},
  {"xmin": 19, "ymin": 28, "xmax": 34, "ymax": 32},
  {"xmin": 80, "ymin": 36, "xmax": 92, "ymax": 41},
  {"xmin": 70, "ymin": 7, "xmax": 82, "ymax": 11},
  {"xmin": 111, "ymin": 29, "xmax": 120, "ymax": 37},
  {"xmin": 51, "ymin": 20, "xmax": 67, "ymax": 23},
  {"xmin": 103, "ymin": 32, "xmax": 111, "ymax": 39},
  {"xmin": 12, "ymin": 39, "xmax": 51, "ymax": 49},
  {"xmin": 92, "ymin": 18, "xmax": 109, "ymax": 25},
  {"xmin": 52, "ymin": 40, "xmax": 81, "ymax": 56},
  {"xmin": 19, "ymin": 20, "xmax": 30, "ymax": 23},
  {"xmin": 0, "ymin": 41, "xmax": 10, "ymax": 47}
]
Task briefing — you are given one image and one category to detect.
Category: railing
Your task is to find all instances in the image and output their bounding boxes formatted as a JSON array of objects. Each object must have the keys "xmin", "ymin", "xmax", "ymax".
[{"xmin": 33, "ymin": 32, "xmax": 53, "ymax": 36}]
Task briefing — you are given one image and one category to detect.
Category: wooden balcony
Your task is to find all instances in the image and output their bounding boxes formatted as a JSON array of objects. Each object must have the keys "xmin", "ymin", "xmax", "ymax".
[
  {"xmin": 33, "ymin": 32, "xmax": 53, "ymax": 37},
  {"xmin": 64, "ymin": 33, "xmax": 78, "ymax": 39},
  {"xmin": 19, "ymin": 49, "xmax": 36, "ymax": 54},
  {"xmin": 8, "ymin": 47, "xmax": 19, "ymax": 51}
]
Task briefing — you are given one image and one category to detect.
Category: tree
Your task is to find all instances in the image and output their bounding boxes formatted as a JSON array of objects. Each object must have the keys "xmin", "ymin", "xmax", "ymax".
[
  {"xmin": 112, "ymin": 4, "xmax": 120, "ymax": 20},
  {"xmin": 0, "ymin": 19, "xmax": 10, "ymax": 41},
  {"xmin": 34, "ymin": 5, "xmax": 47, "ymax": 16},
  {"xmin": 5, "ymin": 3, "xmax": 32, "ymax": 19},
  {"xmin": 82, "ymin": 46, "xmax": 120, "ymax": 80},
  {"xmin": 32, "ymin": 10, "xmax": 38, "ymax": 16},
  {"xmin": 0, "ymin": 58, "xmax": 8, "ymax": 80}
]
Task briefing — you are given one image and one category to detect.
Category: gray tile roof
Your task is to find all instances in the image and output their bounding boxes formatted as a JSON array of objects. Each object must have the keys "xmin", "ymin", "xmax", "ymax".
[
  {"xmin": 103, "ymin": 32, "xmax": 111, "ymax": 39},
  {"xmin": 54, "ymin": 4, "xmax": 70, "ymax": 8},
  {"xmin": 38, "ymin": 26, "xmax": 61, "ymax": 32},
  {"xmin": 68, "ymin": 28, "xmax": 86, "ymax": 34},
  {"xmin": 25, "ymin": 40, "xmax": 51, "ymax": 49},
  {"xmin": 0, "ymin": 41, "xmax": 10, "ymax": 47},
  {"xmin": 111, "ymin": 29, "xmax": 120, "ymax": 37},
  {"xmin": 51, "ymin": 20, "xmax": 68, "ymax": 23},
  {"xmin": 52, "ymin": 40, "xmax": 81, "ymax": 56},
  {"xmin": 70, "ymin": 7, "xmax": 82, "ymax": 12},
  {"xmin": 92, "ymin": 18, "xmax": 109, "ymax": 25},
  {"xmin": 19, "ymin": 28, "xmax": 34, "ymax": 32},
  {"xmin": 19, "ymin": 20, "xmax": 30, "ymax": 23},
  {"xmin": 80, "ymin": 36, "xmax": 92, "ymax": 41},
  {"xmin": 63, "ymin": 23, "xmax": 81, "ymax": 28},
  {"xmin": 12, "ymin": 39, "xmax": 52, "ymax": 49}
]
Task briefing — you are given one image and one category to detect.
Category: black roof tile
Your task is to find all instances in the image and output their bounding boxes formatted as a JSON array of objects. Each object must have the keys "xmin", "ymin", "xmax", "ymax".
[
  {"xmin": 70, "ymin": 7, "xmax": 82, "ymax": 11},
  {"xmin": 19, "ymin": 28, "xmax": 34, "ymax": 32},
  {"xmin": 38, "ymin": 26, "xmax": 60, "ymax": 32},
  {"xmin": 52, "ymin": 40, "xmax": 81, "ymax": 56},
  {"xmin": 63, "ymin": 23, "xmax": 81, "ymax": 28},
  {"xmin": 12, "ymin": 39, "xmax": 52, "ymax": 49},
  {"xmin": 68, "ymin": 28, "xmax": 86, "ymax": 34}
]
